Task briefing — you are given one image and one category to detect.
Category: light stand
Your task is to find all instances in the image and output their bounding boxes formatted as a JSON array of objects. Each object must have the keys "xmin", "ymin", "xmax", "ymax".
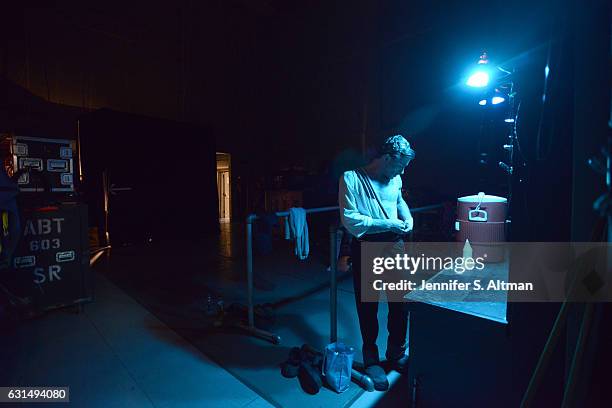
[
  {"xmin": 466, "ymin": 52, "xmax": 522, "ymax": 237},
  {"xmin": 498, "ymin": 76, "xmax": 521, "ymax": 234}
]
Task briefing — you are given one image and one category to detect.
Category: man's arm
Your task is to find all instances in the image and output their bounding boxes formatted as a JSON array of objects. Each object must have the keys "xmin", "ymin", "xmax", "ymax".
[
  {"xmin": 397, "ymin": 188, "xmax": 414, "ymax": 231},
  {"xmin": 339, "ymin": 173, "xmax": 401, "ymax": 237}
]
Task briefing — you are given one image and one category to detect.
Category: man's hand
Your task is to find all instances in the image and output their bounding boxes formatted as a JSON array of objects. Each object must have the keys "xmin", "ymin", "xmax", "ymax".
[
  {"xmin": 337, "ymin": 256, "xmax": 351, "ymax": 272},
  {"xmin": 404, "ymin": 217, "xmax": 414, "ymax": 232},
  {"xmin": 387, "ymin": 219, "xmax": 410, "ymax": 234}
]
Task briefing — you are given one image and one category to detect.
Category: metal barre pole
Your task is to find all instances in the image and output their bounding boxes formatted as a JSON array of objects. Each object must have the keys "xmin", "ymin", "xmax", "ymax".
[
  {"xmin": 246, "ymin": 214, "xmax": 255, "ymax": 328},
  {"xmin": 411, "ymin": 203, "xmax": 445, "ymax": 213},
  {"xmin": 251, "ymin": 203, "xmax": 438, "ymax": 223},
  {"xmin": 271, "ymin": 206, "xmax": 339, "ymax": 218},
  {"xmin": 242, "ymin": 202, "xmax": 443, "ymax": 345},
  {"xmin": 330, "ymin": 225, "xmax": 338, "ymax": 343},
  {"xmin": 245, "ymin": 206, "xmax": 341, "ymax": 343}
]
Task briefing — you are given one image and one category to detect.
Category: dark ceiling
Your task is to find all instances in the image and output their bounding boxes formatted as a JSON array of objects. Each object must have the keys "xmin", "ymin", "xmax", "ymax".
[{"xmin": 0, "ymin": 0, "xmax": 580, "ymax": 176}]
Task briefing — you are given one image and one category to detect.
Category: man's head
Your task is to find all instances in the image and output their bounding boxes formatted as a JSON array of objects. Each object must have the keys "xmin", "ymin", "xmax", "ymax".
[{"xmin": 376, "ymin": 135, "xmax": 415, "ymax": 179}]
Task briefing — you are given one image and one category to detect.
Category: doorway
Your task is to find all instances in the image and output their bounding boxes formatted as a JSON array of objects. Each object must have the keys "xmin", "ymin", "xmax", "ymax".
[{"xmin": 216, "ymin": 153, "xmax": 231, "ymax": 222}]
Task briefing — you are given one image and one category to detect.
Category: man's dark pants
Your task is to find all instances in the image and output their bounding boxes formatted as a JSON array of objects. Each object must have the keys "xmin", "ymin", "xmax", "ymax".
[{"xmin": 350, "ymin": 234, "xmax": 409, "ymax": 367}]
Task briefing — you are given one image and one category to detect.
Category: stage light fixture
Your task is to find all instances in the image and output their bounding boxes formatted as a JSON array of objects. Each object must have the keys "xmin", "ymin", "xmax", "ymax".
[
  {"xmin": 492, "ymin": 96, "xmax": 506, "ymax": 105},
  {"xmin": 466, "ymin": 52, "xmax": 490, "ymax": 88},
  {"xmin": 504, "ymin": 118, "xmax": 515, "ymax": 123},
  {"xmin": 467, "ymin": 71, "xmax": 490, "ymax": 88}
]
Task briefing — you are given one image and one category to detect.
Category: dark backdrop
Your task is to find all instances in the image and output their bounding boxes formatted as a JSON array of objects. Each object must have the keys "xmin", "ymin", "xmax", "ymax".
[{"xmin": 79, "ymin": 109, "xmax": 218, "ymax": 246}]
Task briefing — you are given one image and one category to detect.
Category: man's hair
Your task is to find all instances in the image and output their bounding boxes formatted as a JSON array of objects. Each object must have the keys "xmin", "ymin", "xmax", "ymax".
[{"xmin": 378, "ymin": 135, "xmax": 415, "ymax": 160}]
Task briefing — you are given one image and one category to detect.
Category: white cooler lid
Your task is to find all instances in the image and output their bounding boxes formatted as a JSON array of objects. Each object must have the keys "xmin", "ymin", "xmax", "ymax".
[{"xmin": 458, "ymin": 192, "xmax": 507, "ymax": 203}]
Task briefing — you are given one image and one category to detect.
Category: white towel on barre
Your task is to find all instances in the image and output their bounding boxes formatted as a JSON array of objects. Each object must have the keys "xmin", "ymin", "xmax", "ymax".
[{"xmin": 288, "ymin": 207, "xmax": 309, "ymax": 260}]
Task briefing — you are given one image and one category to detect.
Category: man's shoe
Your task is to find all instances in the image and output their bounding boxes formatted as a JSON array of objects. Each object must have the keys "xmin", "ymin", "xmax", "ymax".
[
  {"xmin": 364, "ymin": 365, "xmax": 389, "ymax": 391},
  {"xmin": 362, "ymin": 346, "xmax": 381, "ymax": 368},
  {"xmin": 386, "ymin": 351, "xmax": 409, "ymax": 374},
  {"xmin": 280, "ymin": 347, "xmax": 301, "ymax": 378},
  {"xmin": 298, "ymin": 361, "xmax": 322, "ymax": 394}
]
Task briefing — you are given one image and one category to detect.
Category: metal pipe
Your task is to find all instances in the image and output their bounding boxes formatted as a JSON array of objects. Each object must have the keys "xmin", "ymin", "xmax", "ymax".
[
  {"xmin": 102, "ymin": 170, "xmax": 111, "ymax": 246},
  {"xmin": 89, "ymin": 250, "xmax": 106, "ymax": 267},
  {"xmin": 411, "ymin": 203, "xmax": 444, "ymax": 213},
  {"xmin": 561, "ymin": 303, "xmax": 595, "ymax": 408},
  {"xmin": 90, "ymin": 245, "xmax": 112, "ymax": 254},
  {"xmin": 245, "ymin": 207, "xmax": 341, "ymax": 344},
  {"xmin": 236, "ymin": 322, "xmax": 281, "ymax": 344},
  {"xmin": 247, "ymin": 203, "xmax": 441, "ymax": 225},
  {"xmin": 520, "ymin": 302, "xmax": 568, "ymax": 408},
  {"xmin": 242, "ymin": 202, "xmax": 444, "ymax": 346},
  {"xmin": 269, "ymin": 206, "xmax": 340, "ymax": 218},
  {"xmin": 246, "ymin": 214, "xmax": 255, "ymax": 328},
  {"xmin": 330, "ymin": 225, "xmax": 338, "ymax": 343},
  {"xmin": 77, "ymin": 119, "xmax": 84, "ymax": 183}
]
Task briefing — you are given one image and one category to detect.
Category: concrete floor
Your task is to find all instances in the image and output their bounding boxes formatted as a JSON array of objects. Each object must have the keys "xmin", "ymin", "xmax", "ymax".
[
  {"xmin": 0, "ymin": 222, "xmax": 410, "ymax": 407},
  {"xmin": 0, "ymin": 268, "xmax": 274, "ymax": 408}
]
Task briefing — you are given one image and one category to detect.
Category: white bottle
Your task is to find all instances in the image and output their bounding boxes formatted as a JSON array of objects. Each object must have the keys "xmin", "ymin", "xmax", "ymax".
[{"xmin": 462, "ymin": 239, "xmax": 473, "ymax": 259}]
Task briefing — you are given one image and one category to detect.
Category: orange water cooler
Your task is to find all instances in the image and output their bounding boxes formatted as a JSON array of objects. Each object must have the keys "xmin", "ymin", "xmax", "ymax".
[{"xmin": 456, "ymin": 192, "xmax": 508, "ymax": 262}]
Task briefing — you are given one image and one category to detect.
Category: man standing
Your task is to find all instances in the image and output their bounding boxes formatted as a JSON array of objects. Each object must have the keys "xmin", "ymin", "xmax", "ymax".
[{"xmin": 339, "ymin": 135, "xmax": 415, "ymax": 391}]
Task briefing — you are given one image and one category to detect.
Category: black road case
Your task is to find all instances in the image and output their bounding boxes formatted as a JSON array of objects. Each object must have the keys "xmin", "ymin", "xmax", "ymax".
[
  {"xmin": 4, "ymin": 203, "xmax": 91, "ymax": 312},
  {"xmin": 0, "ymin": 134, "xmax": 79, "ymax": 195}
]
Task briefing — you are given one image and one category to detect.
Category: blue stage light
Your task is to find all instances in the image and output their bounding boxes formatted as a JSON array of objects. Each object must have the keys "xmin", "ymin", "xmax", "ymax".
[
  {"xmin": 467, "ymin": 71, "xmax": 490, "ymax": 88},
  {"xmin": 466, "ymin": 51, "xmax": 490, "ymax": 88},
  {"xmin": 504, "ymin": 118, "xmax": 515, "ymax": 123},
  {"xmin": 491, "ymin": 96, "xmax": 505, "ymax": 105},
  {"xmin": 478, "ymin": 99, "xmax": 487, "ymax": 106}
]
